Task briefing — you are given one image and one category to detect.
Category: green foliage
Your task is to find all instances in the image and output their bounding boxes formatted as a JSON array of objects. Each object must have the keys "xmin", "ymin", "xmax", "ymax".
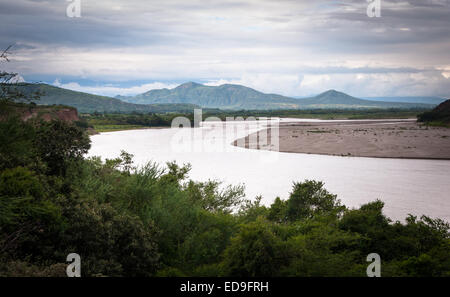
[
  {"xmin": 222, "ymin": 218, "xmax": 284, "ymax": 276},
  {"xmin": 280, "ymin": 222, "xmax": 364, "ymax": 276},
  {"xmin": 267, "ymin": 197, "xmax": 288, "ymax": 223},
  {"xmin": 177, "ymin": 211, "xmax": 236, "ymax": 275},
  {"xmin": 417, "ymin": 99, "xmax": 450, "ymax": 126},
  {"xmin": 54, "ymin": 198, "xmax": 160, "ymax": 277},
  {"xmin": 84, "ymin": 113, "xmax": 193, "ymax": 130},
  {"xmin": 0, "ymin": 167, "xmax": 58, "ymax": 226},
  {"xmin": 34, "ymin": 120, "xmax": 91, "ymax": 175},
  {"xmin": 0, "ymin": 105, "xmax": 449, "ymax": 277},
  {"xmin": 286, "ymin": 180, "xmax": 344, "ymax": 221},
  {"xmin": 237, "ymin": 196, "xmax": 268, "ymax": 223},
  {"xmin": 185, "ymin": 180, "xmax": 245, "ymax": 213},
  {"xmin": 0, "ymin": 261, "xmax": 66, "ymax": 277},
  {"xmin": 0, "ymin": 116, "xmax": 36, "ymax": 171}
]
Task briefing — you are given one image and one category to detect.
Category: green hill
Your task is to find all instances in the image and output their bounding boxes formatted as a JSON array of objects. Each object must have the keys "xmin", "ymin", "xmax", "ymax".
[
  {"xmin": 7, "ymin": 83, "xmax": 199, "ymax": 113},
  {"xmin": 297, "ymin": 90, "xmax": 434, "ymax": 109},
  {"xmin": 418, "ymin": 99, "xmax": 450, "ymax": 126},
  {"xmin": 118, "ymin": 82, "xmax": 300, "ymax": 110},
  {"xmin": 119, "ymin": 82, "xmax": 435, "ymax": 110},
  {"xmin": 298, "ymin": 90, "xmax": 374, "ymax": 106}
]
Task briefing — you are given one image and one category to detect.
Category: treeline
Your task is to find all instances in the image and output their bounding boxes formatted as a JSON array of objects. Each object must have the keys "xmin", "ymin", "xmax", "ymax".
[
  {"xmin": 1, "ymin": 105, "xmax": 449, "ymax": 277},
  {"xmin": 83, "ymin": 108, "xmax": 429, "ymax": 132},
  {"xmin": 82, "ymin": 112, "xmax": 194, "ymax": 131},
  {"xmin": 203, "ymin": 107, "xmax": 429, "ymax": 120}
]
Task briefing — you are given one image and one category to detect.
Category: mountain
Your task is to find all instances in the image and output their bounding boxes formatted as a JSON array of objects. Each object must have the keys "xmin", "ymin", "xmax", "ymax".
[
  {"xmin": 418, "ymin": 99, "xmax": 450, "ymax": 125},
  {"xmin": 6, "ymin": 82, "xmax": 436, "ymax": 112},
  {"xmin": 296, "ymin": 90, "xmax": 434, "ymax": 108},
  {"xmin": 6, "ymin": 83, "xmax": 199, "ymax": 113},
  {"xmin": 118, "ymin": 82, "xmax": 301, "ymax": 110},
  {"xmin": 363, "ymin": 96, "xmax": 446, "ymax": 105},
  {"xmin": 119, "ymin": 82, "xmax": 435, "ymax": 110},
  {"xmin": 298, "ymin": 90, "xmax": 377, "ymax": 106}
]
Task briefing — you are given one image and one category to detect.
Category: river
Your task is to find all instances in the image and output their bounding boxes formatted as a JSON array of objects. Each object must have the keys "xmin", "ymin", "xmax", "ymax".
[{"xmin": 88, "ymin": 118, "xmax": 450, "ymax": 222}]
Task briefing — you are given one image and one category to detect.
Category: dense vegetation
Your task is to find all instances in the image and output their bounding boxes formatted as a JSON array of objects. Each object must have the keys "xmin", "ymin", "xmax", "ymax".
[
  {"xmin": 418, "ymin": 99, "xmax": 450, "ymax": 127},
  {"xmin": 200, "ymin": 108, "xmax": 429, "ymax": 120},
  {"xmin": 1, "ymin": 103, "xmax": 449, "ymax": 276},
  {"xmin": 81, "ymin": 112, "xmax": 193, "ymax": 132}
]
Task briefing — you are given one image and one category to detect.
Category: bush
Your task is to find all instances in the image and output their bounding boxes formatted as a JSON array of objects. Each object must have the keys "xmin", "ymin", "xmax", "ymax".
[
  {"xmin": 286, "ymin": 180, "xmax": 344, "ymax": 221},
  {"xmin": 0, "ymin": 260, "xmax": 66, "ymax": 277},
  {"xmin": 53, "ymin": 198, "xmax": 160, "ymax": 277},
  {"xmin": 222, "ymin": 218, "xmax": 284, "ymax": 276},
  {"xmin": 34, "ymin": 120, "xmax": 91, "ymax": 175}
]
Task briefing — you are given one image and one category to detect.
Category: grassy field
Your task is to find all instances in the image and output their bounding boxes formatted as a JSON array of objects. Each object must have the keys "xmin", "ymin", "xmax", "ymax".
[{"xmin": 92, "ymin": 124, "xmax": 148, "ymax": 132}]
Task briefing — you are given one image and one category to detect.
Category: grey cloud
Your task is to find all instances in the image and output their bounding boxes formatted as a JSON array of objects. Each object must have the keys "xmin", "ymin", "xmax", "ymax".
[{"xmin": 1, "ymin": 0, "xmax": 449, "ymax": 97}]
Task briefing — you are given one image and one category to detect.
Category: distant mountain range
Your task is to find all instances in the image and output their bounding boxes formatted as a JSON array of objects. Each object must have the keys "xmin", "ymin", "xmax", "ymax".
[
  {"xmin": 362, "ymin": 96, "xmax": 446, "ymax": 105},
  {"xmin": 118, "ymin": 82, "xmax": 436, "ymax": 110},
  {"xmin": 8, "ymin": 83, "xmax": 199, "ymax": 113},
  {"xmin": 6, "ymin": 82, "xmax": 438, "ymax": 113}
]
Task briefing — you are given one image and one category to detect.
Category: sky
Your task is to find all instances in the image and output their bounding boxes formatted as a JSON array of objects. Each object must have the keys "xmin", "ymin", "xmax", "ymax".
[{"xmin": 1, "ymin": 0, "xmax": 449, "ymax": 98}]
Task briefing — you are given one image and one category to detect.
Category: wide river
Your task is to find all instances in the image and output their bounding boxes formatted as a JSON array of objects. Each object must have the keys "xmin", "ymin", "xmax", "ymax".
[{"xmin": 88, "ymin": 118, "xmax": 450, "ymax": 222}]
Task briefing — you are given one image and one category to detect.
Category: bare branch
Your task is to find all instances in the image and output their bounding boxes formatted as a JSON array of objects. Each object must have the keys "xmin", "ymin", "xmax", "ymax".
[{"xmin": 0, "ymin": 44, "xmax": 13, "ymax": 62}]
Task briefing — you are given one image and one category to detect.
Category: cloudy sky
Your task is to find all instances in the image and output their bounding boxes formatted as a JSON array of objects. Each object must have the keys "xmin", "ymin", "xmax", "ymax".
[{"xmin": 1, "ymin": 0, "xmax": 449, "ymax": 97}]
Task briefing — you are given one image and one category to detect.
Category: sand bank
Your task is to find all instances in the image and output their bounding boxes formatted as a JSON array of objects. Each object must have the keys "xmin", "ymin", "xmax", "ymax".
[{"xmin": 233, "ymin": 120, "xmax": 450, "ymax": 159}]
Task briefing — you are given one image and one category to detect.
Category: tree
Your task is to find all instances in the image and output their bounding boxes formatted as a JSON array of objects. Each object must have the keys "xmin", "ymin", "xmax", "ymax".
[
  {"xmin": 0, "ymin": 45, "xmax": 42, "ymax": 106},
  {"xmin": 34, "ymin": 120, "xmax": 91, "ymax": 175},
  {"xmin": 185, "ymin": 180, "xmax": 245, "ymax": 213},
  {"xmin": 0, "ymin": 167, "xmax": 61, "ymax": 259},
  {"xmin": 0, "ymin": 116, "xmax": 36, "ymax": 171},
  {"xmin": 222, "ymin": 218, "xmax": 283, "ymax": 276},
  {"xmin": 286, "ymin": 180, "xmax": 344, "ymax": 221},
  {"xmin": 54, "ymin": 198, "xmax": 160, "ymax": 277},
  {"xmin": 267, "ymin": 197, "xmax": 288, "ymax": 223}
]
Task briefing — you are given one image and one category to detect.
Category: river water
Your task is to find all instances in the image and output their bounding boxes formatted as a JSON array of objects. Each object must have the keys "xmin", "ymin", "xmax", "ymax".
[{"xmin": 88, "ymin": 118, "xmax": 450, "ymax": 222}]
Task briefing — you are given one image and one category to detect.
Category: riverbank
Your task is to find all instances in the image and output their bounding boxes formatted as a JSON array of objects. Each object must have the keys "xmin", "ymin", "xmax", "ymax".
[
  {"xmin": 233, "ymin": 120, "xmax": 450, "ymax": 159},
  {"xmin": 91, "ymin": 124, "xmax": 170, "ymax": 133},
  {"xmin": 82, "ymin": 108, "xmax": 428, "ymax": 134}
]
